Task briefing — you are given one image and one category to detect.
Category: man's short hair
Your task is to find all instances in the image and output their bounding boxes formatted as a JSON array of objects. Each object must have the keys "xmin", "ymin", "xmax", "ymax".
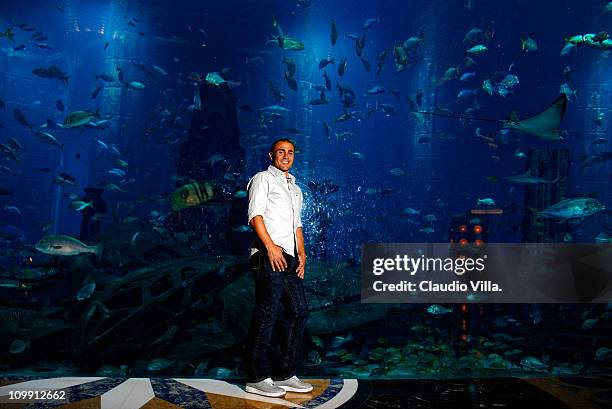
[{"xmin": 270, "ymin": 138, "xmax": 295, "ymax": 154}]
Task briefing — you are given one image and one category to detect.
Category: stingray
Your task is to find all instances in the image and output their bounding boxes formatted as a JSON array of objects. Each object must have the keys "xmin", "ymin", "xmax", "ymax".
[
  {"xmin": 502, "ymin": 94, "xmax": 568, "ymax": 140},
  {"xmin": 414, "ymin": 94, "xmax": 568, "ymax": 140}
]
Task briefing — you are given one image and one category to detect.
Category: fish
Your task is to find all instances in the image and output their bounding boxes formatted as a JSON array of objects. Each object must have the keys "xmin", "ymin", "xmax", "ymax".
[
  {"xmin": 322, "ymin": 121, "xmax": 331, "ymax": 138},
  {"xmin": 477, "ymin": 198, "xmax": 496, "ymax": 206},
  {"xmin": 427, "ymin": 304, "xmax": 452, "ymax": 314},
  {"xmin": 566, "ymin": 32, "xmax": 612, "ymax": 50},
  {"xmin": 355, "ymin": 33, "xmax": 366, "ymax": 57},
  {"xmin": 318, "ymin": 56, "xmax": 334, "ymax": 69},
  {"xmin": 32, "ymin": 65, "xmax": 70, "ymax": 83},
  {"xmin": 465, "ymin": 44, "xmax": 487, "ymax": 54},
  {"xmin": 520, "ymin": 357, "xmax": 548, "ymax": 372},
  {"xmin": 0, "ymin": 27, "xmax": 15, "ymax": 41},
  {"xmin": 9, "ymin": 339, "xmax": 29, "ymax": 354},
  {"xmin": 482, "ymin": 79, "xmax": 493, "ymax": 95},
  {"xmin": 521, "ymin": 36, "xmax": 538, "ymax": 52},
  {"xmin": 269, "ymin": 34, "xmax": 305, "ymax": 51},
  {"xmin": 106, "ymin": 168, "xmax": 126, "ymax": 178},
  {"xmin": 34, "ymin": 131, "xmax": 63, "ymax": 148},
  {"xmin": 360, "ymin": 57, "xmax": 371, "ymax": 71},
  {"xmin": 76, "ymin": 282, "xmax": 96, "ymax": 301},
  {"xmin": 206, "ymin": 154, "xmax": 225, "ymax": 168},
  {"xmin": 460, "ymin": 71, "xmax": 476, "ymax": 81},
  {"xmin": 366, "ymin": 85, "xmax": 385, "ymax": 95},
  {"xmin": 330, "ymin": 333, "xmax": 354, "ymax": 348},
  {"xmin": 424, "ymin": 214, "xmax": 437, "ymax": 222},
  {"xmin": 463, "ymin": 28, "xmax": 484, "ymax": 43},
  {"xmin": 363, "ymin": 17, "xmax": 379, "ymax": 31},
  {"xmin": 457, "ymin": 89, "xmax": 478, "ymax": 99},
  {"xmin": 402, "ymin": 207, "xmax": 420, "ymax": 216},
  {"xmin": 283, "ymin": 57, "xmax": 296, "ymax": 76},
  {"xmin": 125, "ymin": 81, "xmax": 145, "ymax": 89},
  {"xmin": 91, "ymin": 85, "xmax": 103, "ymax": 99},
  {"xmin": 4, "ymin": 205, "xmax": 20, "ymax": 215},
  {"xmin": 53, "ymin": 172, "xmax": 78, "ymax": 187},
  {"xmin": 330, "ymin": 20, "xmax": 338, "ymax": 46},
  {"xmin": 245, "ymin": 56, "xmax": 265, "ymax": 65},
  {"xmin": 595, "ymin": 347, "xmax": 612, "ymax": 360},
  {"xmin": 147, "ymin": 358, "xmax": 172, "ymax": 372},
  {"xmin": 130, "ymin": 60, "xmax": 154, "ymax": 77},
  {"xmin": 260, "ymin": 105, "xmax": 290, "ymax": 112},
  {"xmin": 63, "ymin": 108, "xmax": 100, "ymax": 128},
  {"xmin": 308, "ymin": 92, "xmax": 328, "ymax": 105},
  {"xmin": 171, "ymin": 181, "xmax": 214, "ymax": 210},
  {"xmin": 393, "ymin": 45, "xmax": 408, "ymax": 72},
  {"xmin": 348, "ymin": 150, "xmax": 365, "ymax": 160},
  {"xmin": 403, "ymin": 36, "xmax": 424, "ymax": 49},
  {"xmin": 582, "ymin": 318, "xmax": 598, "ymax": 330},
  {"xmin": 94, "ymin": 72, "xmax": 113, "ymax": 82},
  {"xmin": 323, "ymin": 70, "xmax": 331, "ymax": 91},
  {"xmin": 13, "ymin": 108, "xmax": 33, "ymax": 130},
  {"xmin": 69, "ymin": 201, "xmax": 93, "ymax": 211},
  {"xmin": 268, "ymin": 80, "xmax": 286, "ymax": 102},
  {"xmin": 560, "ymin": 43, "xmax": 576, "ymax": 56},
  {"xmin": 338, "ymin": 58, "xmax": 347, "ymax": 76},
  {"xmin": 538, "ymin": 198, "xmax": 605, "ymax": 222},
  {"xmin": 285, "ymin": 72, "xmax": 297, "ymax": 91},
  {"xmin": 376, "ymin": 50, "xmax": 386, "ymax": 75},
  {"xmin": 35, "ymin": 235, "xmax": 103, "ymax": 258},
  {"xmin": 379, "ymin": 103, "xmax": 396, "ymax": 116},
  {"xmin": 7, "ymin": 137, "xmax": 24, "ymax": 151},
  {"xmin": 152, "ymin": 65, "xmax": 167, "ymax": 76},
  {"xmin": 503, "ymin": 94, "xmax": 568, "ymax": 140},
  {"xmin": 503, "ymin": 173, "xmax": 558, "ymax": 184}
]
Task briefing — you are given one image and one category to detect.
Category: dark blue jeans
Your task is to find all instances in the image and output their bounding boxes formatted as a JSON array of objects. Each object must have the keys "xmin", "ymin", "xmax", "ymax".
[{"xmin": 244, "ymin": 250, "xmax": 309, "ymax": 383}]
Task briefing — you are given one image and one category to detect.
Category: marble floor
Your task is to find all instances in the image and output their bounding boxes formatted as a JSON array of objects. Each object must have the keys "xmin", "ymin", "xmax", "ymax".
[{"xmin": 0, "ymin": 375, "xmax": 610, "ymax": 408}]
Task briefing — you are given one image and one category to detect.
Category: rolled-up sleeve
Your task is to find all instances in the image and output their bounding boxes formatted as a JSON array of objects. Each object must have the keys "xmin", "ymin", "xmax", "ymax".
[{"xmin": 247, "ymin": 173, "xmax": 268, "ymax": 224}]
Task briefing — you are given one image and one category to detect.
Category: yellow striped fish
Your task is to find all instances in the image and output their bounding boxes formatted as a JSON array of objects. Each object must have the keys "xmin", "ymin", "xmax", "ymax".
[{"xmin": 171, "ymin": 181, "xmax": 214, "ymax": 210}]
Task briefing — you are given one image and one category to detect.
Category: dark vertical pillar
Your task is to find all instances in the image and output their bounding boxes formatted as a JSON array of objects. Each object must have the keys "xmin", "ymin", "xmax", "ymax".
[
  {"xmin": 521, "ymin": 149, "xmax": 570, "ymax": 242},
  {"xmin": 174, "ymin": 82, "xmax": 248, "ymax": 255}
]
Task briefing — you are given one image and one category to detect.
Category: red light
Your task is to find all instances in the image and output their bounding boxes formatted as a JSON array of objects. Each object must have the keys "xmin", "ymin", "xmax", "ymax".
[
  {"xmin": 474, "ymin": 239, "xmax": 483, "ymax": 246},
  {"xmin": 459, "ymin": 238, "xmax": 468, "ymax": 246},
  {"xmin": 474, "ymin": 225, "xmax": 482, "ymax": 234},
  {"xmin": 461, "ymin": 304, "xmax": 468, "ymax": 313},
  {"xmin": 459, "ymin": 225, "xmax": 467, "ymax": 233},
  {"xmin": 460, "ymin": 333, "xmax": 468, "ymax": 341}
]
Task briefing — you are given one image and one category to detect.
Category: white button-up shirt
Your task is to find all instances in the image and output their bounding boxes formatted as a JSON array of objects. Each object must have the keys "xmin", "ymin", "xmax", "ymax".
[{"xmin": 247, "ymin": 165, "xmax": 303, "ymax": 257}]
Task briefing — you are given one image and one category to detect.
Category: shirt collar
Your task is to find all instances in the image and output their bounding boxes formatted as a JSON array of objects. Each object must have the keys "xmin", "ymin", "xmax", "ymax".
[{"xmin": 267, "ymin": 165, "xmax": 295, "ymax": 183}]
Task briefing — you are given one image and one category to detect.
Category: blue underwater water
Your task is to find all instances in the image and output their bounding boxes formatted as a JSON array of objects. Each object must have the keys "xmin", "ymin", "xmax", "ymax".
[{"xmin": 0, "ymin": 0, "xmax": 610, "ymax": 379}]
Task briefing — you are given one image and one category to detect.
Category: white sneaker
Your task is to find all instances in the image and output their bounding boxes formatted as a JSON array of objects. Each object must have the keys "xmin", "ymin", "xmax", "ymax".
[
  {"xmin": 273, "ymin": 375, "xmax": 313, "ymax": 393},
  {"xmin": 245, "ymin": 377, "xmax": 286, "ymax": 397}
]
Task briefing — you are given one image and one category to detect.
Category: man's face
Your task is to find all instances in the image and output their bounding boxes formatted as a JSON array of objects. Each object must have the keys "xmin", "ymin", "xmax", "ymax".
[{"xmin": 269, "ymin": 141, "xmax": 295, "ymax": 172}]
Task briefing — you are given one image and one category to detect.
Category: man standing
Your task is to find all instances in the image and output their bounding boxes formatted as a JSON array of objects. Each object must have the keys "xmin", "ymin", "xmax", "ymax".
[{"xmin": 244, "ymin": 138, "xmax": 312, "ymax": 397}]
